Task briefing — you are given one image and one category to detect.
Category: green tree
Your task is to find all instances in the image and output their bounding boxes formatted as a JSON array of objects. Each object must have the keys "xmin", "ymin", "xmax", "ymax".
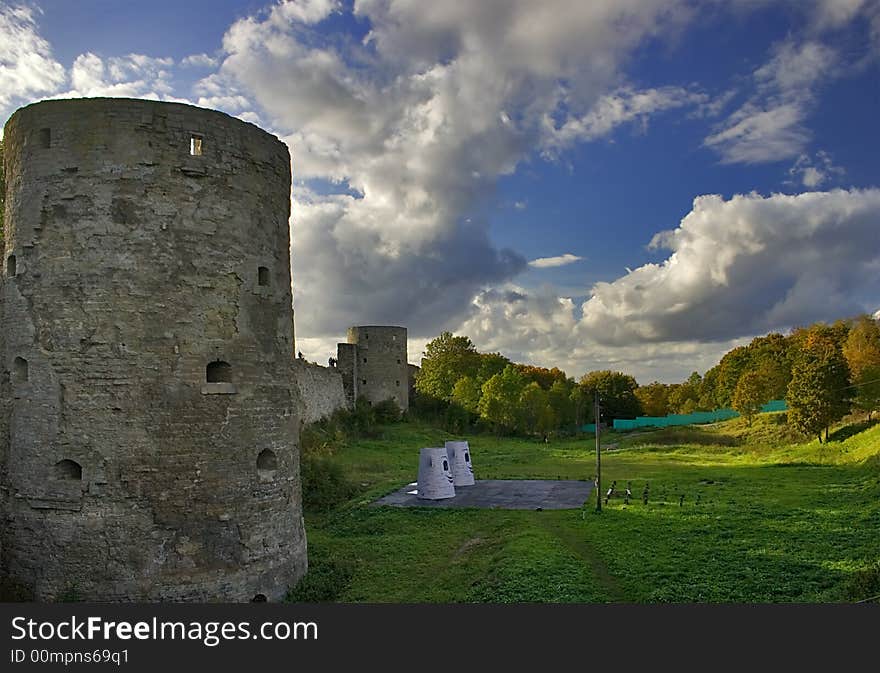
[
  {"xmin": 850, "ymin": 364, "xmax": 880, "ymax": 421},
  {"xmin": 679, "ymin": 398, "xmax": 697, "ymax": 414},
  {"xmin": 476, "ymin": 351, "xmax": 511, "ymax": 384},
  {"xmin": 548, "ymin": 379, "xmax": 575, "ymax": 428},
  {"xmin": 478, "ymin": 365, "xmax": 526, "ymax": 434},
  {"xmin": 569, "ymin": 385, "xmax": 588, "ymax": 427},
  {"xmin": 635, "ymin": 381, "xmax": 670, "ymax": 417},
  {"xmin": 579, "ymin": 370, "xmax": 641, "ymax": 421},
  {"xmin": 698, "ymin": 367, "xmax": 719, "ymax": 411},
  {"xmin": 715, "ymin": 346, "xmax": 752, "ymax": 408},
  {"xmin": 732, "ymin": 370, "xmax": 766, "ymax": 426},
  {"xmin": 451, "ymin": 375, "xmax": 482, "ymax": 415},
  {"xmin": 415, "ymin": 332, "xmax": 481, "ymax": 401},
  {"xmin": 519, "ymin": 382, "xmax": 550, "ymax": 435},
  {"xmin": 668, "ymin": 373, "xmax": 701, "ymax": 413},
  {"xmin": 516, "ymin": 365, "xmax": 567, "ymax": 390},
  {"xmin": 786, "ymin": 326, "xmax": 851, "ymax": 442},
  {"xmin": 842, "ymin": 315, "xmax": 880, "ymax": 419},
  {"xmin": 748, "ymin": 333, "xmax": 793, "ymax": 400},
  {"xmin": 536, "ymin": 403, "xmax": 557, "ymax": 437}
]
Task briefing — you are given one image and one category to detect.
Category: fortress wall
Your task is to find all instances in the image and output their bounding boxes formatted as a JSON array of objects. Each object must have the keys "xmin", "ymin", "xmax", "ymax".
[
  {"xmin": 336, "ymin": 342, "xmax": 358, "ymax": 408},
  {"xmin": 292, "ymin": 360, "xmax": 349, "ymax": 425}
]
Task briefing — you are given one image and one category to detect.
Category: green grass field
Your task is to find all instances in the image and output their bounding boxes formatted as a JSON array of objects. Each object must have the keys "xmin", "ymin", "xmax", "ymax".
[{"xmin": 292, "ymin": 413, "xmax": 880, "ymax": 603}]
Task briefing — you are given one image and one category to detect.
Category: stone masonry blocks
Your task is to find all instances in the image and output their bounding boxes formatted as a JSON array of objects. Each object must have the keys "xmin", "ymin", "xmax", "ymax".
[
  {"xmin": 343, "ymin": 326, "xmax": 409, "ymax": 411},
  {"xmin": 0, "ymin": 98, "xmax": 307, "ymax": 601}
]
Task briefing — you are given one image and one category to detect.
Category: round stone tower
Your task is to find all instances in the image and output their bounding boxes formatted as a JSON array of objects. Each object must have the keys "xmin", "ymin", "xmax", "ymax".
[
  {"xmin": 346, "ymin": 326, "xmax": 409, "ymax": 411},
  {"xmin": 0, "ymin": 98, "xmax": 306, "ymax": 601}
]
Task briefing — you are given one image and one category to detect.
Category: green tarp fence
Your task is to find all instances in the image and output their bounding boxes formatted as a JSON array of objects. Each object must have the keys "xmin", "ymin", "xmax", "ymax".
[
  {"xmin": 760, "ymin": 399, "xmax": 788, "ymax": 413},
  {"xmin": 580, "ymin": 399, "xmax": 788, "ymax": 432}
]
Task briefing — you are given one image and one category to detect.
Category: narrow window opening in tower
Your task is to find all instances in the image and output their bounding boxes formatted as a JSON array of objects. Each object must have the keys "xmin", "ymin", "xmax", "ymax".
[
  {"xmin": 39, "ymin": 128, "xmax": 51, "ymax": 148},
  {"xmin": 206, "ymin": 360, "xmax": 231, "ymax": 383},
  {"xmin": 190, "ymin": 134, "xmax": 203, "ymax": 156},
  {"xmin": 53, "ymin": 459, "xmax": 82, "ymax": 481},
  {"xmin": 396, "ymin": 380, "xmax": 400, "ymax": 387},
  {"xmin": 7, "ymin": 255, "xmax": 16, "ymax": 277},
  {"xmin": 362, "ymin": 379, "xmax": 367, "ymax": 386},
  {"xmin": 13, "ymin": 357, "xmax": 28, "ymax": 384},
  {"xmin": 257, "ymin": 449, "xmax": 277, "ymax": 479},
  {"xmin": 397, "ymin": 359, "xmax": 401, "ymax": 364},
  {"xmin": 392, "ymin": 335, "xmax": 396, "ymax": 341},
  {"xmin": 258, "ymin": 266, "xmax": 270, "ymax": 286},
  {"xmin": 363, "ymin": 357, "xmax": 367, "ymax": 364}
]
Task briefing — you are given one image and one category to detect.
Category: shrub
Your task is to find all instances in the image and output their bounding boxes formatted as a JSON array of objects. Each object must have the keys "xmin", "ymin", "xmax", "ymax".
[
  {"xmin": 350, "ymin": 396, "xmax": 377, "ymax": 435},
  {"xmin": 286, "ymin": 556, "xmax": 356, "ymax": 602},
  {"xmin": 842, "ymin": 562, "xmax": 880, "ymax": 602},
  {"xmin": 373, "ymin": 398, "xmax": 401, "ymax": 424},
  {"xmin": 300, "ymin": 455, "xmax": 356, "ymax": 512}
]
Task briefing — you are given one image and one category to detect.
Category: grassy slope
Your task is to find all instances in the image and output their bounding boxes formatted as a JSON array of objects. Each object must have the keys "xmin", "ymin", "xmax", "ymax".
[{"xmin": 299, "ymin": 414, "xmax": 880, "ymax": 602}]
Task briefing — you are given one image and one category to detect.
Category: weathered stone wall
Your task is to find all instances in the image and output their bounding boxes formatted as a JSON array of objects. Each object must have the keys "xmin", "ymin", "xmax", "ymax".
[
  {"xmin": 336, "ymin": 342, "xmax": 358, "ymax": 407},
  {"xmin": 0, "ymin": 98, "xmax": 306, "ymax": 601},
  {"xmin": 407, "ymin": 363, "xmax": 420, "ymax": 407},
  {"xmin": 292, "ymin": 360, "xmax": 349, "ymax": 425},
  {"xmin": 345, "ymin": 326, "xmax": 409, "ymax": 411}
]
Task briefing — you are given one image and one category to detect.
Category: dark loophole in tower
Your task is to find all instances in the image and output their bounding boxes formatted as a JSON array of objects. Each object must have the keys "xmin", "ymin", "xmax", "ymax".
[
  {"xmin": 206, "ymin": 361, "xmax": 232, "ymax": 383},
  {"xmin": 258, "ymin": 266, "xmax": 270, "ymax": 286},
  {"xmin": 53, "ymin": 459, "xmax": 82, "ymax": 481},
  {"xmin": 7, "ymin": 255, "xmax": 17, "ymax": 277},
  {"xmin": 13, "ymin": 357, "xmax": 28, "ymax": 384},
  {"xmin": 257, "ymin": 449, "xmax": 277, "ymax": 473}
]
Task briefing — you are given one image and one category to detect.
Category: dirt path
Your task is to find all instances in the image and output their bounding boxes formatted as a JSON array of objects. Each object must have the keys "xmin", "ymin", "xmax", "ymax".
[{"xmin": 536, "ymin": 515, "xmax": 629, "ymax": 602}]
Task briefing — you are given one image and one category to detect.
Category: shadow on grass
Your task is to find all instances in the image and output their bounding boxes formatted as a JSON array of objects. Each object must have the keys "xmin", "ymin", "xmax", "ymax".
[
  {"xmin": 827, "ymin": 419, "xmax": 879, "ymax": 443},
  {"xmin": 629, "ymin": 426, "xmax": 741, "ymax": 447}
]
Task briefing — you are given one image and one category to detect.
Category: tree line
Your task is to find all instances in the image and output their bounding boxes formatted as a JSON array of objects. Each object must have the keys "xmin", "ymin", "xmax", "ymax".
[
  {"xmin": 414, "ymin": 332, "xmax": 639, "ymax": 436},
  {"xmin": 413, "ymin": 314, "xmax": 880, "ymax": 442}
]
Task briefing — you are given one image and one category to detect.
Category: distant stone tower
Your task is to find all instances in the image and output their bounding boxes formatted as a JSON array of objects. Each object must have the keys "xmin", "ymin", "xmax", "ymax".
[
  {"xmin": 0, "ymin": 98, "xmax": 306, "ymax": 601},
  {"xmin": 337, "ymin": 326, "xmax": 409, "ymax": 411}
]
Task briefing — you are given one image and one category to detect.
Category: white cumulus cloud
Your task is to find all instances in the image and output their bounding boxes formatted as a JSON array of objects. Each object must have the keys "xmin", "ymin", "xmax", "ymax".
[
  {"xmin": 542, "ymin": 85, "xmax": 708, "ymax": 155},
  {"xmin": 581, "ymin": 188, "xmax": 880, "ymax": 344},
  {"xmin": 0, "ymin": 5, "xmax": 65, "ymax": 110},
  {"xmin": 787, "ymin": 150, "xmax": 846, "ymax": 188},
  {"xmin": 63, "ymin": 52, "xmax": 177, "ymax": 99},
  {"xmin": 529, "ymin": 254, "xmax": 584, "ymax": 269},
  {"xmin": 447, "ymin": 188, "xmax": 880, "ymax": 380},
  {"xmin": 203, "ymin": 0, "xmax": 707, "ymax": 339},
  {"xmin": 181, "ymin": 53, "xmax": 219, "ymax": 68}
]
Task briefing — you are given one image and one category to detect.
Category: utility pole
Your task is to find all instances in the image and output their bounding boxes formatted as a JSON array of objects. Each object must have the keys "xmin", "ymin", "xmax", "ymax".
[{"xmin": 595, "ymin": 390, "xmax": 601, "ymax": 513}]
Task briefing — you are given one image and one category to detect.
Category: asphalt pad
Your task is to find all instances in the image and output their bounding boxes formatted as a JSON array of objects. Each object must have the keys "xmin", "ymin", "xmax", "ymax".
[{"xmin": 373, "ymin": 479, "xmax": 595, "ymax": 510}]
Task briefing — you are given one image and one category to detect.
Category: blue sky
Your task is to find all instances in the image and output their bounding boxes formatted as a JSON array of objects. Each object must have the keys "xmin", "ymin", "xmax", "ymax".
[{"xmin": 2, "ymin": 0, "xmax": 880, "ymax": 381}]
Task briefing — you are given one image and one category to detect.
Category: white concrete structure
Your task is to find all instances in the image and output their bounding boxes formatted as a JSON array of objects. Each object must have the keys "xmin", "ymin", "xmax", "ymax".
[
  {"xmin": 416, "ymin": 447, "xmax": 455, "ymax": 500},
  {"xmin": 445, "ymin": 441, "xmax": 475, "ymax": 487}
]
